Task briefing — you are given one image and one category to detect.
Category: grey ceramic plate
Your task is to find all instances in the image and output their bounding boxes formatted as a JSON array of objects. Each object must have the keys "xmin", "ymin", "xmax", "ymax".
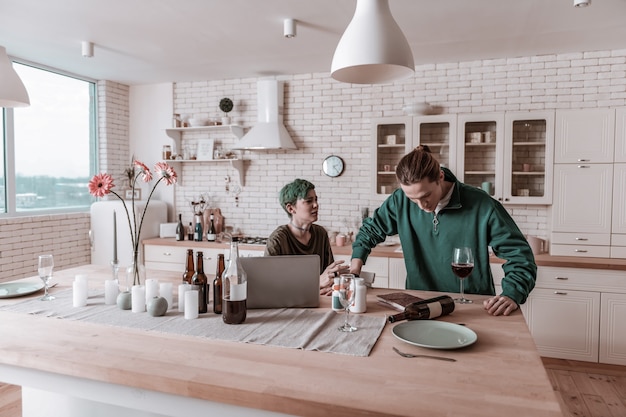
[
  {"xmin": 0, "ymin": 281, "xmax": 44, "ymax": 299},
  {"xmin": 392, "ymin": 320, "xmax": 477, "ymax": 350}
]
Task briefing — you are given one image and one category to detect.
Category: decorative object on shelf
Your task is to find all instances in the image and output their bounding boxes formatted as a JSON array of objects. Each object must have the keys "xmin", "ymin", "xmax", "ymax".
[
  {"xmin": 322, "ymin": 155, "xmax": 345, "ymax": 177},
  {"xmin": 88, "ymin": 159, "xmax": 178, "ymax": 286},
  {"xmin": 196, "ymin": 139, "xmax": 215, "ymax": 161},
  {"xmin": 219, "ymin": 97, "xmax": 234, "ymax": 125}
]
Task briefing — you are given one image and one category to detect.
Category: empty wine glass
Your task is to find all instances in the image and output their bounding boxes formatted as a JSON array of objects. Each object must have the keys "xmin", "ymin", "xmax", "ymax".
[
  {"xmin": 38, "ymin": 254, "xmax": 55, "ymax": 301},
  {"xmin": 451, "ymin": 247, "xmax": 474, "ymax": 304},
  {"xmin": 337, "ymin": 274, "xmax": 357, "ymax": 332}
]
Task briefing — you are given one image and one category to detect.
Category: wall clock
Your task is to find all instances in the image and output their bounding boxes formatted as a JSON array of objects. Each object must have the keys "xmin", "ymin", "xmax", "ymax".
[{"xmin": 322, "ymin": 155, "xmax": 345, "ymax": 177}]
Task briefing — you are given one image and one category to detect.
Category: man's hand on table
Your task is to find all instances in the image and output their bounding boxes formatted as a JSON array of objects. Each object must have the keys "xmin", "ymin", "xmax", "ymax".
[{"xmin": 483, "ymin": 295, "xmax": 518, "ymax": 316}]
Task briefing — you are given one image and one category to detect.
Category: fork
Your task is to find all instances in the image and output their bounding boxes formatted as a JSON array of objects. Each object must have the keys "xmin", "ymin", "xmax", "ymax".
[{"xmin": 392, "ymin": 346, "xmax": 456, "ymax": 362}]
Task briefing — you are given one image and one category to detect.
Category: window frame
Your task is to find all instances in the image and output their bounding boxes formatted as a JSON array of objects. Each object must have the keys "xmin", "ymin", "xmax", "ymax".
[{"xmin": 1, "ymin": 58, "xmax": 99, "ymax": 217}]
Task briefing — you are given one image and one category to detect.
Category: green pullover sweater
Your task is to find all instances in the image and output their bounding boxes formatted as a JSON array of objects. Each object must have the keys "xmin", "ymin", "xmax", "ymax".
[{"xmin": 352, "ymin": 168, "xmax": 536, "ymax": 305}]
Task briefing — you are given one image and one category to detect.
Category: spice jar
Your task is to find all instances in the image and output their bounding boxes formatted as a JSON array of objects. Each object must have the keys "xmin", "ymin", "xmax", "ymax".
[{"xmin": 162, "ymin": 145, "xmax": 172, "ymax": 160}]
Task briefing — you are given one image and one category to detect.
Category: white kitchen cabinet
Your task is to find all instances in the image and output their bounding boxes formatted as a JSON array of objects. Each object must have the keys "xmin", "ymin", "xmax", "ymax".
[
  {"xmin": 144, "ymin": 245, "xmax": 225, "ymax": 276},
  {"xmin": 414, "ymin": 114, "xmax": 458, "ymax": 173},
  {"xmin": 334, "ymin": 254, "xmax": 390, "ymax": 289},
  {"xmin": 371, "ymin": 117, "xmax": 412, "ymax": 196},
  {"xmin": 524, "ymin": 287, "xmax": 600, "ymax": 362},
  {"xmin": 554, "ymin": 108, "xmax": 615, "ymax": 163},
  {"xmin": 502, "ymin": 111, "xmax": 555, "ymax": 204},
  {"xmin": 599, "ymin": 292, "xmax": 626, "ymax": 366},
  {"xmin": 551, "ymin": 163, "xmax": 613, "ymax": 257},
  {"xmin": 611, "ymin": 164, "xmax": 626, "ymax": 258},
  {"xmin": 388, "ymin": 257, "xmax": 406, "ymax": 289},
  {"xmin": 615, "ymin": 108, "xmax": 626, "ymax": 163}
]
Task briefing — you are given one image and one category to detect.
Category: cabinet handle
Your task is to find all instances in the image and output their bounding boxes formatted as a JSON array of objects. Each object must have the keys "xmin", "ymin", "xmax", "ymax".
[
  {"xmin": 574, "ymin": 249, "xmax": 588, "ymax": 253},
  {"xmin": 576, "ymin": 165, "xmax": 591, "ymax": 169},
  {"xmin": 575, "ymin": 237, "xmax": 588, "ymax": 241},
  {"xmin": 555, "ymin": 277, "xmax": 569, "ymax": 280},
  {"xmin": 577, "ymin": 159, "xmax": 591, "ymax": 162},
  {"xmin": 554, "ymin": 291, "xmax": 568, "ymax": 295},
  {"xmin": 162, "ymin": 252, "xmax": 172, "ymax": 256}
]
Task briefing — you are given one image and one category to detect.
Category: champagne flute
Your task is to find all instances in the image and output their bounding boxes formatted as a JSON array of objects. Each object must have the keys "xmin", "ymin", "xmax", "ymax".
[
  {"xmin": 337, "ymin": 274, "xmax": 357, "ymax": 332},
  {"xmin": 451, "ymin": 247, "xmax": 474, "ymax": 304},
  {"xmin": 38, "ymin": 254, "xmax": 55, "ymax": 301}
]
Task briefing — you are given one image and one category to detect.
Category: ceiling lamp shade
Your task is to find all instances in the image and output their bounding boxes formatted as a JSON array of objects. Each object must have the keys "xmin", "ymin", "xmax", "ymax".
[
  {"xmin": 0, "ymin": 46, "xmax": 30, "ymax": 108},
  {"xmin": 331, "ymin": 0, "xmax": 414, "ymax": 84}
]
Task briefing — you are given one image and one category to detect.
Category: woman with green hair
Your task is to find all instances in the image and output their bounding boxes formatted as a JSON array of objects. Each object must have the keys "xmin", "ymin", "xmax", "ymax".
[{"xmin": 265, "ymin": 178, "xmax": 349, "ymax": 295}]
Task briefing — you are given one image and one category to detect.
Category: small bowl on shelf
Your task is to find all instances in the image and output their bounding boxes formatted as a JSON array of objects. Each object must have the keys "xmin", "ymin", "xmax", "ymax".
[{"xmin": 188, "ymin": 118, "xmax": 208, "ymax": 127}]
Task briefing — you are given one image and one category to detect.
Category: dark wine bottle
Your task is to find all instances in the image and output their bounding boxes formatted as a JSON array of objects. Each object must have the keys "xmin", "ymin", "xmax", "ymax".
[
  {"xmin": 388, "ymin": 295, "xmax": 455, "ymax": 323},
  {"xmin": 182, "ymin": 249, "xmax": 194, "ymax": 284},
  {"xmin": 206, "ymin": 213, "xmax": 216, "ymax": 242},
  {"xmin": 187, "ymin": 222, "xmax": 193, "ymax": 241},
  {"xmin": 194, "ymin": 215, "xmax": 203, "ymax": 242},
  {"xmin": 192, "ymin": 251, "xmax": 208, "ymax": 314},
  {"xmin": 176, "ymin": 213, "xmax": 185, "ymax": 241},
  {"xmin": 213, "ymin": 253, "xmax": 225, "ymax": 314},
  {"xmin": 222, "ymin": 237, "xmax": 247, "ymax": 324}
]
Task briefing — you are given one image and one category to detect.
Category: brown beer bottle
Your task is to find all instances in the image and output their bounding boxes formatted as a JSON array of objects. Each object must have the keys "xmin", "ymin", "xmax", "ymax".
[
  {"xmin": 191, "ymin": 251, "xmax": 208, "ymax": 314},
  {"xmin": 213, "ymin": 253, "xmax": 225, "ymax": 314},
  {"xmin": 182, "ymin": 249, "xmax": 194, "ymax": 284}
]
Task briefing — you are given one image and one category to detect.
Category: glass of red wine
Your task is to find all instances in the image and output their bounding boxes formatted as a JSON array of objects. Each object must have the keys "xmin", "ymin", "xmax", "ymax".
[{"xmin": 451, "ymin": 247, "xmax": 474, "ymax": 304}]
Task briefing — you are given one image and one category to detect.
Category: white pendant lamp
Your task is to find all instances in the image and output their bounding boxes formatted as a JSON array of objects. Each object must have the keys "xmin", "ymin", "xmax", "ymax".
[
  {"xmin": 0, "ymin": 46, "xmax": 30, "ymax": 108},
  {"xmin": 331, "ymin": 0, "xmax": 414, "ymax": 84}
]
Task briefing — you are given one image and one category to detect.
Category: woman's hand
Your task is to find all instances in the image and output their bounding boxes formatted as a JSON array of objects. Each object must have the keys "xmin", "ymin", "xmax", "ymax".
[
  {"xmin": 483, "ymin": 295, "xmax": 518, "ymax": 316},
  {"xmin": 319, "ymin": 260, "xmax": 350, "ymax": 295}
]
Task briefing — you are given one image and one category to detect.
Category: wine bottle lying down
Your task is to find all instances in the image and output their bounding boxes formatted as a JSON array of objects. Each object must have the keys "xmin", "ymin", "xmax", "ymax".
[{"xmin": 388, "ymin": 295, "xmax": 455, "ymax": 323}]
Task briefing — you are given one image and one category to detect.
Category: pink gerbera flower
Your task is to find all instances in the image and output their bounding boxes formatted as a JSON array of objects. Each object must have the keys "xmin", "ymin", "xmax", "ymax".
[
  {"xmin": 133, "ymin": 160, "xmax": 152, "ymax": 182},
  {"xmin": 88, "ymin": 173, "xmax": 115, "ymax": 197},
  {"xmin": 154, "ymin": 162, "xmax": 178, "ymax": 185}
]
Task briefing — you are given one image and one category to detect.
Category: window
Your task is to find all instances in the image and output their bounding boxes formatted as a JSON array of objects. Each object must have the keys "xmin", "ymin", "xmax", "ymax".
[{"xmin": 1, "ymin": 62, "xmax": 97, "ymax": 214}]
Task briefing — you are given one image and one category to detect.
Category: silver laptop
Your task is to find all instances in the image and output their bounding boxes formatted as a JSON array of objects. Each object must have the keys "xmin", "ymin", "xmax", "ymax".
[{"xmin": 240, "ymin": 255, "xmax": 320, "ymax": 309}]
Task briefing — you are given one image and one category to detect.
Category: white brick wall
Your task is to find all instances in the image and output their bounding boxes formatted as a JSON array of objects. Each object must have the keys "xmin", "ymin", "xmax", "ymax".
[{"xmin": 170, "ymin": 48, "xmax": 626, "ymax": 241}]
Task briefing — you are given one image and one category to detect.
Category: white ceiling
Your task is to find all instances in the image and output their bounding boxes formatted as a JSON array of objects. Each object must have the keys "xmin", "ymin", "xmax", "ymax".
[{"xmin": 2, "ymin": 0, "xmax": 626, "ymax": 86}]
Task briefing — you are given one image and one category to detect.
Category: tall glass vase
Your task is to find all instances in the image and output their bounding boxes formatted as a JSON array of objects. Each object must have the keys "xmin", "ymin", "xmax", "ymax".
[{"xmin": 126, "ymin": 250, "xmax": 146, "ymax": 287}]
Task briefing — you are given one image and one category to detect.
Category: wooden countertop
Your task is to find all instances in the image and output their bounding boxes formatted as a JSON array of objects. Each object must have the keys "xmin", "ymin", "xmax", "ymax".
[
  {"xmin": 0, "ymin": 265, "xmax": 563, "ymax": 417},
  {"xmin": 144, "ymin": 237, "xmax": 626, "ymax": 270}
]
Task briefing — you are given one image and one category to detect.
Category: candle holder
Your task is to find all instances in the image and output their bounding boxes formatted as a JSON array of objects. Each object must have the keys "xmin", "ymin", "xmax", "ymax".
[{"xmin": 110, "ymin": 260, "xmax": 122, "ymax": 289}]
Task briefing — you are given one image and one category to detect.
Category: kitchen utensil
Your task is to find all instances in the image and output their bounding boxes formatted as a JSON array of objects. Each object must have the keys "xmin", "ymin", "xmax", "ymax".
[{"xmin": 392, "ymin": 347, "xmax": 456, "ymax": 362}]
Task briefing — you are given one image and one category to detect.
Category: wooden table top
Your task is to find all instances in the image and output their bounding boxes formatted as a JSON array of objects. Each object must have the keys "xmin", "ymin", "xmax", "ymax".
[{"xmin": 0, "ymin": 265, "xmax": 563, "ymax": 417}]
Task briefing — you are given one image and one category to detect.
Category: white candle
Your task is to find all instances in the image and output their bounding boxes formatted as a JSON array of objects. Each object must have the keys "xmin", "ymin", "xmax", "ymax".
[
  {"xmin": 113, "ymin": 211, "xmax": 118, "ymax": 263},
  {"xmin": 145, "ymin": 278, "xmax": 159, "ymax": 302},
  {"xmin": 72, "ymin": 280, "xmax": 87, "ymax": 307},
  {"xmin": 184, "ymin": 290, "xmax": 199, "ymax": 319},
  {"xmin": 131, "ymin": 285, "xmax": 146, "ymax": 313},
  {"xmin": 178, "ymin": 283, "xmax": 190, "ymax": 313},
  {"xmin": 104, "ymin": 279, "xmax": 119, "ymax": 305},
  {"xmin": 160, "ymin": 282, "xmax": 173, "ymax": 310},
  {"xmin": 75, "ymin": 274, "xmax": 88, "ymax": 301}
]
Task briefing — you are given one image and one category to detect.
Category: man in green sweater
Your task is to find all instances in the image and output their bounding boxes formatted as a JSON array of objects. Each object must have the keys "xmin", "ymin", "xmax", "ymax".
[{"xmin": 350, "ymin": 146, "xmax": 536, "ymax": 316}]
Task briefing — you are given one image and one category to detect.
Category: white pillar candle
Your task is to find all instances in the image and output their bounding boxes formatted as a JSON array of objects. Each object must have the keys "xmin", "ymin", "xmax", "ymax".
[
  {"xmin": 72, "ymin": 280, "xmax": 87, "ymax": 307},
  {"xmin": 75, "ymin": 274, "xmax": 89, "ymax": 301},
  {"xmin": 184, "ymin": 290, "xmax": 199, "ymax": 319},
  {"xmin": 178, "ymin": 283, "xmax": 191, "ymax": 313},
  {"xmin": 145, "ymin": 278, "xmax": 159, "ymax": 302},
  {"xmin": 159, "ymin": 282, "xmax": 173, "ymax": 310},
  {"xmin": 131, "ymin": 285, "xmax": 146, "ymax": 313},
  {"xmin": 104, "ymin": 279, "xmax": 119, "ymax": 305}
]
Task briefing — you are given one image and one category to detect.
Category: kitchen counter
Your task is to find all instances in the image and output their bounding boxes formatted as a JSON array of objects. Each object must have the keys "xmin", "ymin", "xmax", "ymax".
[
  {"xmin": 144, "ymin": 237, "xmax": 626, "ymax": 271},
  {"xmin": 0, "ymin": 265, "xmax": 563, "ymax": 417}
]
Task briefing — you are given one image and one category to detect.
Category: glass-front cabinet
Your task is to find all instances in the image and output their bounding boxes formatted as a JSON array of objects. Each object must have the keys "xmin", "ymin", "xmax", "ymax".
[
  {"xmin": 414, "ymin": 114, "xmax": 457, "ymax": 173},
  {"xmin": 372, "ymin": 117, "xmax": 412, "ymax": 195}
]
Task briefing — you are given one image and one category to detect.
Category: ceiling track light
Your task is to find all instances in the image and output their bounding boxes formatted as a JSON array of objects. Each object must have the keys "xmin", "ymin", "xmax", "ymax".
[
  {"xmin": 574, "ymin": 0, "xmax": 591, "ymax": 7},
  {"xmin": 82, "ymin": 41, "xmax": 94, "ymax": 58},
  {"xmin": 284, "ymin": 18, "xmax": 296, "ymax": 38},
  {"xmin": 331, "ymin": 0, "xmax": 414, "ymax": 84},
  {"xmin": 0, "ymin": 45, "xmax": 30, "ymax": 108}
]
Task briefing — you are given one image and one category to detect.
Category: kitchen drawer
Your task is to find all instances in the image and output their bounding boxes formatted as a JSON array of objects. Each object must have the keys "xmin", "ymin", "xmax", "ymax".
[
  {"xmin": 550, "ymin": 244, "xmax": 610, "ymax": 258},
  {"xmin": 611, "ymin": 234, "xmax": 626, "ymax": 246},
  {"xmin": 145, "ymin": 245, "xmax": 188, "ymax": 265},
  {"xmin": 610, "ymin": 246, "xmax": 626, "ymax": 259},
  {"xmin": 536, "ymin": 266, "xmax": 626, "ymax": 293},
  {"xmin": 551, "ymin": 232, "xmax": 611, "ymax": 246}
]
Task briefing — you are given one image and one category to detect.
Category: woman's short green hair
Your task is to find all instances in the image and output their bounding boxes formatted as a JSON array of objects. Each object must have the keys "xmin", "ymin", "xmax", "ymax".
[{"xmin": 279, "ymin": 179, "xmax": 315, "ymax": 218}]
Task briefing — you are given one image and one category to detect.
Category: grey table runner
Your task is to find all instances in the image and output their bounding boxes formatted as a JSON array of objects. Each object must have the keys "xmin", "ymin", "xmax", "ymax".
[{"xmin": 1, "ymin": 289, "xmax": 387, "ymax": 356}]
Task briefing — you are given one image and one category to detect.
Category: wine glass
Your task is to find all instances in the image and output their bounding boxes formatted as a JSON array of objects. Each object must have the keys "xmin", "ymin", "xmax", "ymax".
[
  {"xmin": 38, "ymin": 254, "xmax": 55, "ymax": 301},
  {"xmin": 451, "ymin": 247, "xmax": 474, "ymax": 304},
  {"xmin": 337, "ymin": 274, "xmax": 357, "ymax": 332}
]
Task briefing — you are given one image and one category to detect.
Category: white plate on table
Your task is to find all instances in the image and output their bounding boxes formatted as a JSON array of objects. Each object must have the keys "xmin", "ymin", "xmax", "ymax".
[
  {"xmin": 392, "ymin": 320, "xmax": 477, "ymax": 350},
  {"xmin": 0, "ymin": 281, "xmax": 44, "ymax": 299}
]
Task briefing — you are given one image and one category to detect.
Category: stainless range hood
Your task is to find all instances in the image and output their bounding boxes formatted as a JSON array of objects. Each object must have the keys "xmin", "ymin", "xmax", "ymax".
[{"xmin": 233, "ymin": 79, "xmax": 297, "ymax": 150}]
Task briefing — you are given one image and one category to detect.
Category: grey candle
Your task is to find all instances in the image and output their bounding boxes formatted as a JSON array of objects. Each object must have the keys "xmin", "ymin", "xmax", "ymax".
[{"xmin": 113, "ymin": 211, "xmax": 118, "ymax": 263}]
